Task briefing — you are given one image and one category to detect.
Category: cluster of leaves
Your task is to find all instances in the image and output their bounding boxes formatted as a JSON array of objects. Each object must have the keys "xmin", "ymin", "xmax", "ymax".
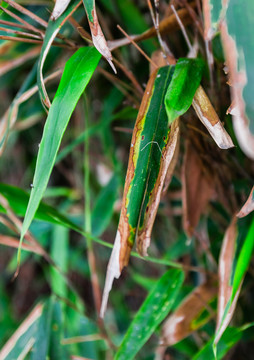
[{"xmin": 0, "ymin": 0, "xmax": 254, "ymax": 359}]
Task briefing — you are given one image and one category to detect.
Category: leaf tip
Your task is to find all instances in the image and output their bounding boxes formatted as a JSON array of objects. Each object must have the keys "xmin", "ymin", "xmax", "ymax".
[{"xmin": 100, "ymin": 230, "xmax": 122, "ymax": 318}]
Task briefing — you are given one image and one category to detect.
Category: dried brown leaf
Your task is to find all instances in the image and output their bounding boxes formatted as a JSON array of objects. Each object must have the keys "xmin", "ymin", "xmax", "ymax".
[
  {"xmin": 182, "ymin": 140, "xmax": 215, "ymax": 236},
  {"xmin": 215, "ymin": 217, "xmax": 241, "ymax": 345},
  {"xmin": 237, "ymin": 187, "xmax": 254, "ymax": 218},
  {"xmin": 161, "ymin": 277, "xmax": 217, "ymax": 345},
  {"xmin": 192, "ymin": 86, "xmax": 234, "ymax": 149},
  {"xmin": 220, "ymin": 18, "xmax": 254, "ymax": 159}
]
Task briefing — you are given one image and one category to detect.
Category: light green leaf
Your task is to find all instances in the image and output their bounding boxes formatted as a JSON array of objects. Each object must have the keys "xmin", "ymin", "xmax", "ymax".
[
  {"xmin": 165, "ymin": 58, "xmax": 204, "ymax": 124},
  {"xmin": 20, "ymin": 47, "xmax": 101, "ymax": 257}
]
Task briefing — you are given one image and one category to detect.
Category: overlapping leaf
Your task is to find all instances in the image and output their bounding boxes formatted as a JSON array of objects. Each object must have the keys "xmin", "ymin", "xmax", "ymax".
[
  {"xmin": 101, "ymin": 58, "xmax": 204, "ymax": 317},
  {"xmin": 83, "ymin": 0, "xmax": 115, "ymax": 72},
  {"xmin": 214, "ymin": 214, "xmax": 254, "ymax": 353}
]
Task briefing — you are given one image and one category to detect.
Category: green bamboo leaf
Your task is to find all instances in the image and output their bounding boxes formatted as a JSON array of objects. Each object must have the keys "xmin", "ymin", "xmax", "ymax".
[
  {"xmin": 0, "ymin": 183, "xmax": 80, "ymax": 230},
  {"xmin": 114, "ymin": 268, "xmax": 184, "ymax": 360},
  {"xmin": 165, "ymin": 58, "xmax": 204, "ymax": 124},
  {"xmin": 20, "ymin": 47, "xmax": 101, "ymax": 259},
  {"xmin": 102, "ymin": 59, "xmax": 204, "ymax": 316},
  {"xmin": 37, "ymin": 0, "xmax": 80, "ymax": 109},
  {"xmin": 194, "ymin": 324, "xmax": 254, "ymax": 360}
]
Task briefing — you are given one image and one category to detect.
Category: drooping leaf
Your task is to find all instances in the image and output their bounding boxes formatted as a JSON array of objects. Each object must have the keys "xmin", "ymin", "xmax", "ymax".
[
  {"xmin": 220, "ymin": 0, "xmax": 254, "ymax": 158},
  {"xmin": 161, "ymin": 277, "xmax": 217, "ymax": 346},
  {"xmin": 83, "ymin": 0, "xmax": 116, "ymax": 72},
  {"xmin": 38, "ymin": 0, "xmax": 81, "ymax": 109},
  {"xmin": 0, "ymin": 183, "xmax": 80, "ymax": 231},
  {"xmin": 51, "ymin": 0, "xmax": 72, "ymax": 20},
  {"xmin": 237, "ymin": 186, "xmax": 254, "ymax": 218},
  {"xmin": 20, "ymin": 47, "xmax": 101, "ymax": 255},
  {"xmin": 101, "ymin": 58, "xmax": 204, "ymax": 317},
  {"xmin": 114, "ymin": 268, "xmax": 184, "ymax": 360},
  {"xmin": 192, "ymin": 85, "xmax": 234, "ymax": 149},
  {"xmin": 215, "ymin": 217, "xmax": 239, "ymax": 348},
  {"xmin": 214, "ymin": 215, "xmax": 254, "ymax": 351}
]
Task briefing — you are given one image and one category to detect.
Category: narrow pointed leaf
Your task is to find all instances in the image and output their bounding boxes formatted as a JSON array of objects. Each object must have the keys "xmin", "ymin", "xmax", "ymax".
[
  {"xmin": 0, "ymin": 183, "xmax": 81, "ymax": 231},
  {"xmin": 115, "ymin": 268, "xmax": 184, "ymax": 360},
  {"xmin": 0, "ymin": 304, "xmax": 43, "ymax": 360},
  {"xmin": 83, "ymin": 0, "xmax": 116, "ymax": 72},
  {"xmin": 102, "ymin": 58, "xmax": 205, "ymax": 316},
  {"xmin": 161, "ymin": 277, "xmax": 217, "ymax": 346},
  {"xmin": 20, "ymin": 47, "xmax": 101, "ymax": 247},
  {"xmin": 237, "ymin": 186, "xmax": 254, "ymax": 218},
  {"xmin": 51, "ymin": 0, "xmax": 71, "ymax": 20},
  {"xmin": 38, "ymin": 0, "xmax": 81, "ymax": 109},
  {"xmin": 192, "ymin": 85, "xmax": 234, "ymax": 149},
  {"xmin": 214, "ymin": 215, "xmax": 254, "ymax": 349}
]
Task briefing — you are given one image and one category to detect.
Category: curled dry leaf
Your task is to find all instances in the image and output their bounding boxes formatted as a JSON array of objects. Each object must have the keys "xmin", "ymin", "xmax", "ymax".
[
  {"xmin": 192, "ymin": 86, "xmax": 234, "ymax": 149},
  {"xmin": 51, "ymin": 0, "xmax": 71, "ymax": 20},
  {"xmin": 220, "ymin": 1, "xmax": 254, "ymax": 159},
  {"xmin": 237, "ymin": 187, "xmax": 254, "ymax": 218},
  {"xmin": 215, "ymin": 217, "xmax": 241, "ymax": 346},
  {"xmin": 182, "ymin": 140, "xmax": 215, "ymax": 237},
  {"xmin": 161, "ymin": 277, "xmax": 217, "ymax": 346},
  {"xmin": 83, "ymin": 0, "xmax": 116, "ymax": 73}
]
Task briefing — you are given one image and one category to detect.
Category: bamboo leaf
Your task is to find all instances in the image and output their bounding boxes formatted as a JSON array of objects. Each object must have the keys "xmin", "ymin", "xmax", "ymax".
[
  {"xmin": 51, "ymin": 0, "xmax": 72, "ymax": 20},
  {"xmin": 114, "ymin": 268, "xmax": 184, "ymax": 360},
  {"xmin": 161, "ymin": 277, "xmax": 217, "ymax": 346},
  {"xmin": 0, "ymin": 304, "xmax": 43, "ymax": 360},
  {"xmin": 83, "ymin": 0, "xmax": 116, "ymax": 72},
  {"xmin": 0, "ymin": 183, "xmax": 81, "ymax": 231},
  {"xmin": 20, "ymin": 47, "xmax": 101, "ymax": 259},
  {"xmin": 101, "ymin": 58, "xmax": 205, "ymax": 316},
  {"xmin": 192, "ymin": 85, "xmax": 234, "ymax": 149},
  {"xmin": 237, "ymin": 186, "xmax": 254, "ymax": 218},
  {"xmin": 214, "ymin": 215, "xmax": 254, "ymax": 351},
  {"xmin": 38, "ymin": 0, "xmax": 81, "ymax": 109},
  {"xmin": 220, "ymin": 0, "xmax": 254, "ymax": 158}
]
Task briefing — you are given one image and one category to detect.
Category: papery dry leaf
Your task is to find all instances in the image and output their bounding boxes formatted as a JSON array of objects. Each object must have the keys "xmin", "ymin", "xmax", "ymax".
[
  {"xmin": 161, "ymin": 277, "xmax": 217, "ymax": 345},
  {"xmin": 51, "ymin": 0, "xmax": 71, "ymax": 20},
  {"xmin": 220, "ymin": 15, "xmax": 254, "ymax": 159},
  {"xmin": 182, "ymin": 140, "xmax": 215, "ymax": 236},
  {"xmin": 215, "ymin": 217, "xmax": 241, "ymax": 345},
  {"xmin": 237, "ymin": 187, "xmax": 254, "ymax": 218},
  {"xmin": 192, "ymin": 86, "xmax": 234, "ymax": 149}
]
